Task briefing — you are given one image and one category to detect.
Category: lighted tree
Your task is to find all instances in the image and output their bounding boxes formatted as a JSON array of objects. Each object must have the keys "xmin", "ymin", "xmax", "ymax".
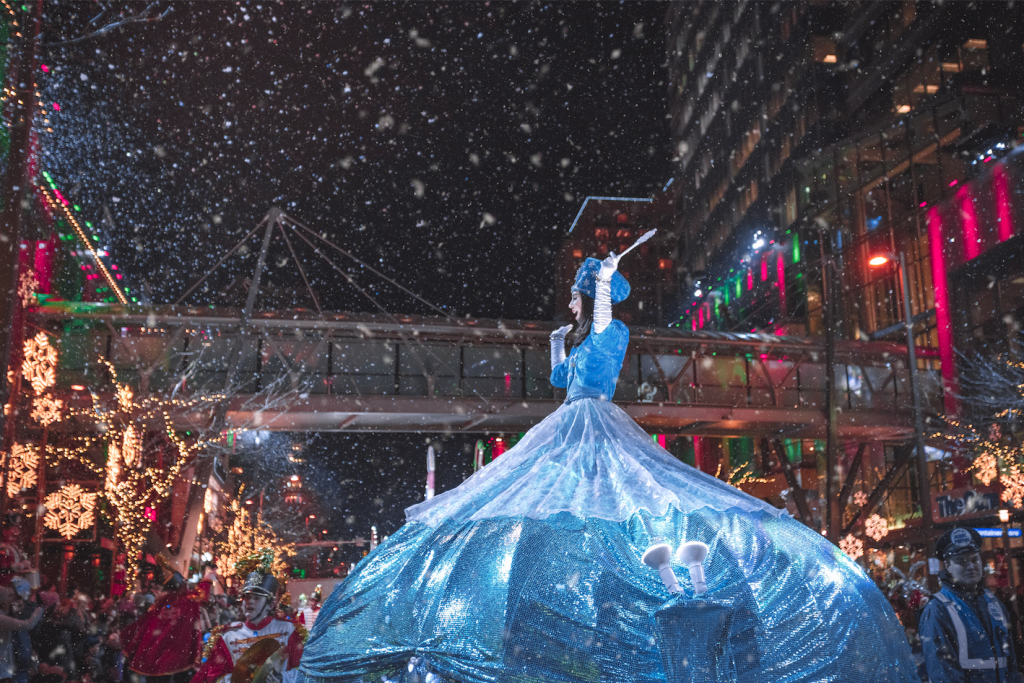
[{"xmin": 215, "ymin": 496, "xmax": 295, "ymax": 585}]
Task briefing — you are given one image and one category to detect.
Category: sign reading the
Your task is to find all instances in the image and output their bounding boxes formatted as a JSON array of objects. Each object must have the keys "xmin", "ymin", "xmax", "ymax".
[{"xmin": 932, "ymin": 486, "xmax": 1000, "ymax": 521}]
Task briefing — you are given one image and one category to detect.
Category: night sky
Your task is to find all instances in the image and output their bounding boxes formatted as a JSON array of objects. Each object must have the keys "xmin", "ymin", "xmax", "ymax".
[{"xmin": 38, "ymin": 2, "xmax": 671, "ymax": 549}]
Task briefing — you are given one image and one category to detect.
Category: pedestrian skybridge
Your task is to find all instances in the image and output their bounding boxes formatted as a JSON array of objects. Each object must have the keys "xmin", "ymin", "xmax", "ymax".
[{"xmin": 35, "ymin": 302, "xmax": 940, "ymax": 438}]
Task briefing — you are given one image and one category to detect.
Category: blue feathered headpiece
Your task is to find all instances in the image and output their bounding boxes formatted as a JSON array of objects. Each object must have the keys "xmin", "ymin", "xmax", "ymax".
[{"xmin": 572, "ymin": 258, "xmax": 631, "ymax": 303}]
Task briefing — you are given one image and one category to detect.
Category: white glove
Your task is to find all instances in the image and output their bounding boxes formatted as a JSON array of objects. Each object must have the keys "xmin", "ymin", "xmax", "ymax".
[
  {"xmin": 598, "ymin": 252, "xmax": 620, "ymax": 281},
  {"xmin": 550, "ymin": 324, "xmax": 572, "ymax": 369}
]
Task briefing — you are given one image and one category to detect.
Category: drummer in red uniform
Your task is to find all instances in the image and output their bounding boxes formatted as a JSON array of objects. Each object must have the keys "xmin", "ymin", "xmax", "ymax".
[{"xmin": 191, "ymin": 560, "xmax": 305, "ymax": 683}]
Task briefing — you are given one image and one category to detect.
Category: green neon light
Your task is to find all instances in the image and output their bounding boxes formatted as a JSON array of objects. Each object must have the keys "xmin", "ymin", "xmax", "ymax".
[
  {"xmin": 735, "ymin": 279, "xmax": 741, "ymax": 298},
  {"xmin": 793, "ymin": 240, "xmax": 801, "ymax": 263}
]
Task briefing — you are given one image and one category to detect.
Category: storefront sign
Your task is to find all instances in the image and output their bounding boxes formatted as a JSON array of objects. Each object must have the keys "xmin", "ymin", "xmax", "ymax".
[
  {"xmin": 932, "ymin": 486, "xmax": 1000, "ymax": 521},
  {"xmin": 973, "ymin": 527, "xmax": 1022, "ymax": 538}
]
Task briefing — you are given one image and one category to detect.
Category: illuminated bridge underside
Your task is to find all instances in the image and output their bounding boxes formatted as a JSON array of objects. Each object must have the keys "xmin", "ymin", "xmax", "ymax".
[{"xmin": 35, "ymin": 304, "xmax": 941, "ymax": 438}]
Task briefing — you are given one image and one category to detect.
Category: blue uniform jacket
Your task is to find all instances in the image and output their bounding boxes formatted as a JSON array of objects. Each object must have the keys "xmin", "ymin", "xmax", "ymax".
[
  {"xmin": 550, "ymin": 320, "xmax": 629, "ymax": 402},
  {"xmin": 919, "ymin": 578, "xmax": 1022, "ymax": 683}
]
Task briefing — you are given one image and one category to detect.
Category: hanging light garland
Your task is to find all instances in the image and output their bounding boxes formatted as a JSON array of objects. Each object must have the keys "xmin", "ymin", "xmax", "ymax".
[
  {"xmin": 215, "ymin": 496, "xmax": 296, "ymax": 585},
  {"xmin": 43, "ymin": 484, "xmax": 98, "ymax": 539},
  {"xmin": 1, "ymin": 444, "xmax": 39, "ymax": 497}
]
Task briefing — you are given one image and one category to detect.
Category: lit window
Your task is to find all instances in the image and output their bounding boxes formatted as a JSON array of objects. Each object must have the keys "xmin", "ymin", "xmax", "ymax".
[
  {"xmin": 963, "ymin": 39, "xmax": 987, "ymax": 50},
  {"xmin": 658, "ymin": 259, "xmax": 672, "ymax": 270},
  {"xmin": 897, "ymin": 104, "xmax": 911, "ymax": 114},
  {"xmin": 823, "ymin": 54, "xmax": 837, "ymax": 64},
  {"xmin": 616, "ymin": 213, "xmax": 629, "ymax": 224},
  {"xmin": 572, "ymin": 249, "xmax": 583, "ymax": 258}
]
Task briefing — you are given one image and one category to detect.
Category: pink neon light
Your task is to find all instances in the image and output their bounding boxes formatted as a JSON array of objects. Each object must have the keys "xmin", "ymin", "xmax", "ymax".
[
  {"xmin": 994, "ymin": 164, "xmax": 1014, "ymax": 242},
  {"xmin": 958, "ymin": 186, "xmax": 980, "ymax": 260},
  {"xmin": 776, "ymin": 253, "xmax": 787, "ymax": 316},
  {"xmin": 949, "ymin": 179, "xmax": 958, "ymax": 187},
  {"xmin": 760, "ymin": 257, "xmax": 768, "ymax": 281},
  {"xmin": 698, "ymin": 306, "xmax": 705, "ymax": 328},
  {"xmin": 691, "ymin": 318, "xmax": 697, "ymax": 331},
  {"xmin": 52, "ymin": 102, "xmax": 59, "ymax": 111},
  {"xmin": 919, "ymin": 201, "xmax": 927, "ymax": 208},
  {"xmin": 40, "ymin": 64, "xmax": 48, "ymax": 73},
  {"xmin": 747, "ymin": 268, "xmax": 754, "ymax": 290},
  {"xmin": 657, "ymin": 434, "xmax": 667, "ymax": 448},
  {"xmin": 927, "ymin": 207, "xmax": 958, "ymax": 416}
]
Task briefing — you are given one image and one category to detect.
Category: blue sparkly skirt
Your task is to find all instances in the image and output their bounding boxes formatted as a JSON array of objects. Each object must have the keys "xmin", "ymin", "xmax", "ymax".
[{"xmin": 298, "ymin": 399, "xmax": 918, "ymax": 683}]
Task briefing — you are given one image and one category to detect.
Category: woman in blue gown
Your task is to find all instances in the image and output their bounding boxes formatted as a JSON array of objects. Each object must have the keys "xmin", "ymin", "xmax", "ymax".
[{"xmin": 298, "ymin": 253, "xmax": 919, "ymax": 683}]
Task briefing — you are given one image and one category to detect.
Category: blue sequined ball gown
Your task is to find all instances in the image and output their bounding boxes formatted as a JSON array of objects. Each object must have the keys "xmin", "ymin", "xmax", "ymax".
[{"xmin": 298, "ymin": 261, "xmax": 918, "ymax": 683}]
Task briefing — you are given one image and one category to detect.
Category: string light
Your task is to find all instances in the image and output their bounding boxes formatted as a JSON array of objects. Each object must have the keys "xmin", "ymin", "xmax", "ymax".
[
  {"xmin": 973, "ymin": 451, "xmax": 998, "ymax": 487},
  {"xmin": 852, "ymin": 490, "xmax": 868, "ymax": 507},
  {"xmin": 864, "ymin": 514, "xmax": 888, "ymax": 542},
  {"xmin": 43, "ymin": 484, "xmax": 98, "ymax": 539},
  {"xmin": 22, "ymin": 332, "xmax": 57, "ymax": 395},
  {"xmin": 839, "ymin": 534, "xmax": 864, "ymax": 560},
  {"xmin": 36, "ymin": 183, "xmax": 128, "ymax": 304},
  {"xmin": 1, "ymin": 444, "xmax": 39, "ymax": 497}
]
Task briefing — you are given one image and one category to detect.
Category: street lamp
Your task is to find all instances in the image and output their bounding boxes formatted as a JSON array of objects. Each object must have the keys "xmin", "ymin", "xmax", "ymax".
[{"xmin": 869, "ymin": 251, "xmax": 931, "ymax": 535}]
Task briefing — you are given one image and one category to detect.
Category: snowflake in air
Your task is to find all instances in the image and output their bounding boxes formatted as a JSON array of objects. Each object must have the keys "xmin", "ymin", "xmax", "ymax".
[
  {"xmin": 839, "ymin": 534, "xmax": 864, "ymax": 560},
  {"xmin": 44, "ymin": 484, "xmax": 98, "ymax": 539},
  {"xmin": 852, "ymin": 490, "xmax": 868, "ymax": 507},
  {"xmin": 1001, "ymin": 464, "xmax": 1024, "ymax": 508},
  {"xmin": 864, "ymin": 514, "xmax": 888, "ymax": 542},
  {"xmin": 22, "ymin": 332, "xmax": 57, "ymax": 395},
  {"xmin": 2, "ymin": 444, "xmax": 39, "ymax": 497}
]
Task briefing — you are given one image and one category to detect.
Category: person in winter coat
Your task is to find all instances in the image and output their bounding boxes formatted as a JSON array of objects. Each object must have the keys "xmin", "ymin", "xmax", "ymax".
[
  {"xmin": 0, "ymin": 586, "xmax": 43, "ymax": 680},
  {"xmin": 919, "ymin": 527, "xmax": 1022, "ymax": 683}
]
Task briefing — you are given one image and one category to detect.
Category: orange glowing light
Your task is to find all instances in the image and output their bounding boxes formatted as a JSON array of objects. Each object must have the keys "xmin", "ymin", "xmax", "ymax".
[{"xmin": 868, "ymin": 256, "xmax": 890, "ymax": 267}]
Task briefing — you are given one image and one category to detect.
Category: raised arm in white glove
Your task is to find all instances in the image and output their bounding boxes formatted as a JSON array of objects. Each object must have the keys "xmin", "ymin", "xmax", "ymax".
[
  {"xmin": 594, "ymin": 253, "xmax": 620, "ymax": 335},
  {"xmin": 550, "ymin": 324, "xmax": 573, "ymax": 369}
]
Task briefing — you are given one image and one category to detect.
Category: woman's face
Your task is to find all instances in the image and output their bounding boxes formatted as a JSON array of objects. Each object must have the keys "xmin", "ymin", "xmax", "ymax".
[{"xmin": 569, "ymin": 290, "xmax": 583, "ymax": 323}]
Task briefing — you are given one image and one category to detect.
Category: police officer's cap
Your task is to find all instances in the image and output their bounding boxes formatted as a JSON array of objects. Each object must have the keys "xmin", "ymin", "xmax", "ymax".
[{"xmin": 934, "ymin": 526, "xmax": 983, "ymax": 560}]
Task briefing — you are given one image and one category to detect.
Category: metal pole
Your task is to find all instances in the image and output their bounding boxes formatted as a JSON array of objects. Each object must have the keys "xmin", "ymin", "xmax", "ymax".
[
  {"xmin": 820, "ymin": 228, "xmax": 839, "ymax": 542},
  {"xmin": 899, "ymin": 251, "xmax": 931, "ymax": 535}
]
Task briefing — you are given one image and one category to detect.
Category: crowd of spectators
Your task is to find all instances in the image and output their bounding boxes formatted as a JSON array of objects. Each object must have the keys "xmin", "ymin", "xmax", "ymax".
[{"xmin": 0, "ymin": 572, "xmax": 248, "ymax": 683}]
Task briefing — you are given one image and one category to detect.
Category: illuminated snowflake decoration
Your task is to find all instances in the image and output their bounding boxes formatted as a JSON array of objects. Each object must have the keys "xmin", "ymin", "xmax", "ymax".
[
  {"xmin": 852, "ymin": 490, "xmax": 869, "ymax": 507},
  {"xmin": 1001, "ymin": 464, "xmax": 1024, "ymax": 508},
  {"xmin": 973, "ymin": 451, "xmax": 998, "ymax": 487},
  {"xmin": 22, "ymin": 332, "xmax": 57, "ymax": 395},
  {"xmin": 864, "ymin": 514, "xmax": 889, "ymax": 541},
  {"xmin": 30, "ymin": 395, "xmax": 63, "ymax": 427},
  {"xmin": 839, "ymin": 534, "xmax": 864, "ymax": 560},
  {"xmin": 17, "ymin": 269, "xmax": 38, "ymax": 308},
  {"xmin": 1, "ymin": 444, "xmax": 39, "ymax": 497},
  {"xmin": 43, "ymin": 484, "xmax": 98, "ymax": 539}
]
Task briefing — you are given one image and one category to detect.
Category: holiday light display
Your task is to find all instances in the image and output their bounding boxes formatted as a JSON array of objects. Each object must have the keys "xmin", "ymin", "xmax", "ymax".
[
  {"xmin": 43, "ymin": 484, "xmax": 97, "ymax": 539},
  {"xmin": 839, "ymin": 534, "xmax": 865, "ymax": 560},
  {"xmin": 1002, "ymin": 464, "xmax": 1024, "ymax": 508},
  {"xmin": 215, "ymin": 497, "xmax": 295, "ymax": 584},
  {"xmin": 853, "ymin": 490, "xmax": 869, "ymax": 507},
  {"xmin": 864, "ymin": 513, "xmax": 888, "ymax": 542},
  {"xmin": 18, "ymin": 268, "xmax": 38, "ymax": 307},
  {"xmin": 30, "ymin": 395, "xmax": 63, "ymax": 427},
  {"xmin": 973, "ymin": 450, "xmax": 999, "ymax": 487},
  {"xmin": 2, "ymin": 444, "xmax": 39, "ymax": 497},
  {"xmin": 22, "ymin": 332, "xmax": 57, "ymax": 395}
]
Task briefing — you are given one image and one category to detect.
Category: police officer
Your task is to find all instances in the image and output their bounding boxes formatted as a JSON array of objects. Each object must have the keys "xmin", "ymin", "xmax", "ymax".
[{"xmin": 919, "ymin": 526, "xmax": 1022, "ymax": 682}]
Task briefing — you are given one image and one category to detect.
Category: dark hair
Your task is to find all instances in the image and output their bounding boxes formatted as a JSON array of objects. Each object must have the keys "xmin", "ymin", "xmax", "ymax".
[{"xmin": 572, "ymin": 292, "xmax": 595, "ymax": 348}]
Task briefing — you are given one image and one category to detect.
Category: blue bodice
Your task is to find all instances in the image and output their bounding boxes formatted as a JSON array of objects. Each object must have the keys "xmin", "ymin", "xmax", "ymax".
[{"xmin": 550, "ymin": 319, "xmax": 629, "ymax": 402}]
